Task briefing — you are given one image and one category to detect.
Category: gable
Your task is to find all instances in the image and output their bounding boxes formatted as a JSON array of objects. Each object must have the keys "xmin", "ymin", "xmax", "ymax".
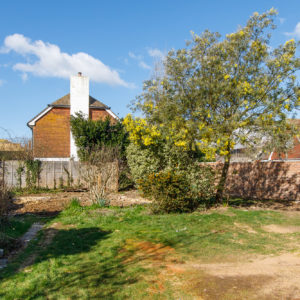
[{"xmin": 27, "ymin": 94, "xmax": 118, "ymax": 128}]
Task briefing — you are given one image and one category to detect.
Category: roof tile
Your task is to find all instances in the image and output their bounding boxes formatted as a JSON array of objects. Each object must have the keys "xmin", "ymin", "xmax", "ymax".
[{"xmin": 51, "ymin": 93, "xmax": 109, "ymax": 109}]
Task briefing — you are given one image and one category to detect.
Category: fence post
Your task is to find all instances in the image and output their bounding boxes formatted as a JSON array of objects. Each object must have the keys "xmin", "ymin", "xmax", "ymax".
[
  {"xmin": 45, "ymin": 162, "xmax": 48, "ymax": 188},
  {"xmin": 53, "ymin": 161, "xmax": 55, "ymax": 188}
]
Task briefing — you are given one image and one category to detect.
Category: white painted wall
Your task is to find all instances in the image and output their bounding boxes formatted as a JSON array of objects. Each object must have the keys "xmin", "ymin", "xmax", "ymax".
[{"xmin": 70, "ymin": 73, "xmax": 90, "ymax": 160}]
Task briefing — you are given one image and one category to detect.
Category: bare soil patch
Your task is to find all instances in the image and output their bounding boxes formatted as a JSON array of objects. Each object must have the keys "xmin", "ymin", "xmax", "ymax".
[
  {"xmin": 262, "ymin": 224, "xmax": 300, "ymax": 234},
  {"xmin": 193, "ymin": 253, "xmax": 300, "ymax": 299},
  {"xmin": 8, "ymin": 189, "xmax": 149, "ymax": 215},
  {"xmin": 234, "ymin": 222, "xmax": 257, "ymax": 234},
  {"xmin": 107, "ymin": 190, "xmax": 151, "ymax": 207},
  {"xmin": 123, "ymin": 239, "xmax": 300, "ymax": 299}
]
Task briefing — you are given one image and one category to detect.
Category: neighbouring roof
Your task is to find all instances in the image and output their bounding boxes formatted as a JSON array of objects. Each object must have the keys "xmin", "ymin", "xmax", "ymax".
[
  {"xmin": 50, "ymin": 93, "xmax": 110, "ymax": 109},
  {"xmin": 0, "ymin": 139, "xmax": 23, "ymax": 151}
]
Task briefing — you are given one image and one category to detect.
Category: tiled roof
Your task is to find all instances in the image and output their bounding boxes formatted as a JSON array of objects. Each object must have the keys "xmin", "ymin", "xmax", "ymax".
[{"xmin": 51, "ymin": 93, "xmax": 109, "ymax": 109}]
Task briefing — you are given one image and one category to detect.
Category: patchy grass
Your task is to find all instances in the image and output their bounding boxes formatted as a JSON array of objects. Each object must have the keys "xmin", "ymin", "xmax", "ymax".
[
  {"xmin": 0, "ymin": 204, "xmax": 299, "ymax": 299},
  {"xmin": 0, "ymin": 215, "xmax": 50, "ymax": 255}
]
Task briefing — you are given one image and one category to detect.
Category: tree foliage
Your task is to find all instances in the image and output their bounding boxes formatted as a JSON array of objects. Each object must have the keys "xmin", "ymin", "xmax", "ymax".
[
  {"xmin": 126, "ymin": 9, "xmax": 300, "ymax": 201},
  {"xmin": 70, "ymin": 113, "xmax": 129, "ymax": 161}
]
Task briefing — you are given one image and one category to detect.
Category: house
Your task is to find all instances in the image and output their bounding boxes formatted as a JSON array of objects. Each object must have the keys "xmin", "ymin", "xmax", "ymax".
[
  {"xmin": 27, "ymin": 72, "xmax": 118, "ymax": 160},
  {"xmin": 268, "ymin": 119, "xmax": 300, "ymax": 160},
  {"xmin": 229, "ymin": 119, "xmax": 300, "ymax": 162}
]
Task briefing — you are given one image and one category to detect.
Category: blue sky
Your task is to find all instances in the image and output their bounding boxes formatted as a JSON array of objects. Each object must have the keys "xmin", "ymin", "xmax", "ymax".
[{"xmin": 0, "ymin": 0, "xmax": 299, "ymax": 139}]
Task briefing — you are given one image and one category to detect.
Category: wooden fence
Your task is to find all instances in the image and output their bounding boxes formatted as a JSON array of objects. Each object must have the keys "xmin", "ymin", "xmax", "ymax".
[{"xmin": 0, "ymin": 160, "xmax": 118, "ymax": 191}]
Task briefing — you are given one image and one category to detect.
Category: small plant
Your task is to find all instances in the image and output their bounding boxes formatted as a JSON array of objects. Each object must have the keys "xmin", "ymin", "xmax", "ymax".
[
  {"xmin": 96, "ymin": 198, "xmax": 110, "ymax": 207},
  {"xmin": 63, "ymin": 166, "xmax": 73, "ymax": 188},
  {"xmin": 68, "ymin": 198, "xmax": 81, "ymax": 208},
  {"xmin": 25, "ymin": 159, "xmax": 42, "ymax": 189},
  {"xmin": 59, "ymin": 177, "xmax": 64, "ymax": 189},
  {"xmin": 15, "ymin": 163, "xmax": 25, "ymax": 189}
]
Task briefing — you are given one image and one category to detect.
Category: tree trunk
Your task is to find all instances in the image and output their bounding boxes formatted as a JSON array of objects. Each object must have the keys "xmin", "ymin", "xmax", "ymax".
[{"xmin": 215, "ymin": 149, "xmax": 231, "ymax": 203}]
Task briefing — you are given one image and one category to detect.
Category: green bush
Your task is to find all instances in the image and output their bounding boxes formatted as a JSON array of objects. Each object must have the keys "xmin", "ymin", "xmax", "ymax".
[
  {"xmin": 138, "ymin": 163, "xmax": 216, "ymax": 214},
  {"xmin": 126, "ymin": 142, "xmax": 162, "ymax": 183},
  {"xmin": 70, "ymin": 113, "xmax": 129, "ymax": 161},
  {"xmin": 138, "ymin": 169, "xmax": 213, "ymax": 213}
]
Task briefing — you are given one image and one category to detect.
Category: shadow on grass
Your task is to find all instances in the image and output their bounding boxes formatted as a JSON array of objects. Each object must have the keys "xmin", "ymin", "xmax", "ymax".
[
  {"xmin": 38, "ymin": 227, "xmax": 110, "ymax": 258},
  {"xmin": 0, "ymin": 227, "xmax": 140, "ymax": 299}
]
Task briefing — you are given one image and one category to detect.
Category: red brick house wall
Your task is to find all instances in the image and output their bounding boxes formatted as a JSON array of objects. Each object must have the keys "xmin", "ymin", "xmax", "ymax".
[
  {"xmin": 90, "ymin": 109, "xmax": 112, "ymax": 121},
  {"xmin": 33, "ymin": 108, "xmax": 115, "ymax": 158},
  {"xmin": 33, "ymin": 108, "xmax": 70, "ymax": 158}
]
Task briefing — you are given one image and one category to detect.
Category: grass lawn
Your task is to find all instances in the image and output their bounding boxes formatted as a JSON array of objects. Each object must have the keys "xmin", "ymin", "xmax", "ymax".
[{"xmin": 0, "ymin": 201, "xmax": 299, "ymax": 299}]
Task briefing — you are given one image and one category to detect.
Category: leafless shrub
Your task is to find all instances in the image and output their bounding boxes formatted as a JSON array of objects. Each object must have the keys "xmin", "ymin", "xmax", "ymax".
[{"xmin": 81, "ymin": 146, "xmax": 119, "ymax": 205}]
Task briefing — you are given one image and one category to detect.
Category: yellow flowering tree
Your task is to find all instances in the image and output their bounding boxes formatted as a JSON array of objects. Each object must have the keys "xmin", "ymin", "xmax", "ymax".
[{"xmin": 130, "ymin": 9, "xmax": 300, "ymax": 202}]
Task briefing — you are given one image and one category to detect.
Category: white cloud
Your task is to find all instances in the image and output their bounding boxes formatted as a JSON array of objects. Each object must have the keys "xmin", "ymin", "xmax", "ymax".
[
  {"xmin": 1, "ymin": 34, "xmax": 129, "ymax": 87},
  {"xmin": 128, "ymin": 51, "xmax": 151, "ymax": 70},
  {"xmin": 148, "ymin": 48, "xmax": 165, "ymax": 60},
  {"xmin": 138, "ymin": 61, "xmax": 151, "ymax": 70},
  {"xmin": 284, "ymin": 22, "xmax": 300, "ymax": 39},
  {"xmin": 128, "ymin": 51, "xmax": 142, "ymax": 60},
  {"xmin": 0, "ymin": 79, "xmax": 4, "ymax": 86}
]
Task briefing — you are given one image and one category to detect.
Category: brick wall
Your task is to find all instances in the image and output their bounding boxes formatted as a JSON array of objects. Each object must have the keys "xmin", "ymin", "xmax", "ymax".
[
  {"xmin": 208, "ymin": 161, "xmax": 300, "ymax": 201},
  {"xmin": 90, "ymin": 109, "xmax": 113, "ymax": 121},
  {"xmin": 33, "ymin": 108, "xmax": 116, "ymax": 158},
  {"xmin": 33, "ymin": 107, "xmax": 70, "ymax": 158}
]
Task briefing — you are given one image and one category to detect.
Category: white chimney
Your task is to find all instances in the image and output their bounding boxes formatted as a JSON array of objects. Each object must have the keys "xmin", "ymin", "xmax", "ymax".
[{"xmin": 70, "ymin": 72, "xmax": 89, "ymax": 159}]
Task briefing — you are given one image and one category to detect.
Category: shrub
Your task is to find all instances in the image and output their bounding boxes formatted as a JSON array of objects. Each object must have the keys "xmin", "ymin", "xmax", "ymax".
[
  {"xmin": 70, "ymin": 113, "xmax": 129, "ymax": 161},
  {"xmin": 70, "ymin": 113, "xmax": 131, "ymax": 191},
  {"xmin": 0, "ymin": 181, "xmax": 10, "ymax": 220},
  {"xmin": 80, "ymin": 145, "xmax": 119, "ymax": 204},
  {"xmin": 138, "ymin": 171, "xmax": 193, "ymax": 213},
  {"xmin": 126, "ymin": 142, "xmax": 161, "ymax": 183},
  {"xmin": 183, "ymin": 164, "xmax": 216, "ymax": 202},
  {"xmin": 138, "ymin": 164, "xmax": 216, "ymax": 213}
]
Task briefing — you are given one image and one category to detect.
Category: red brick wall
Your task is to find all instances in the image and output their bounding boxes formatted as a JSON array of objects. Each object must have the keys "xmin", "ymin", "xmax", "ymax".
[
  {"xmin": 33, "ymin": 107, "xmax": 70, "ymax": 158},
  {"xmin": 90, "ymin": 109, "xmax": 113, "ymax": 121},
  {"xmin": 207, "ymin": 161, "xmax": 300, "ymax": 201}
]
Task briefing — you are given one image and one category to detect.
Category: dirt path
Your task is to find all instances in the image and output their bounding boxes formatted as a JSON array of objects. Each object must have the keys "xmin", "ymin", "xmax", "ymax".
[
  {"xmin": 185, "ymin": 253, "xmax": 300, "ymax": 299},
  {"xmin": 124, "ymin": 239, "xmax": 300, "ymax": 299}
]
